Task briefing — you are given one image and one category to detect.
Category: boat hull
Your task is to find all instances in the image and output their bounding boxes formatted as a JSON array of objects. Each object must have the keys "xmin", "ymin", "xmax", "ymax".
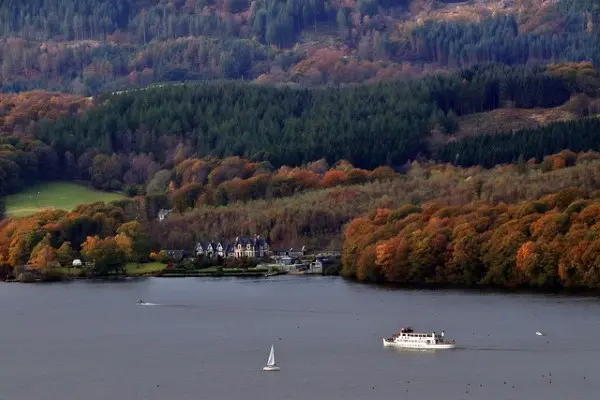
[
  {"xmin": 383, "ymin": 338, "xmax": 456, "ymax": 350},
  {"xmin": 263, "ymin": 366, "xmax": 280, "ymax": 371}
]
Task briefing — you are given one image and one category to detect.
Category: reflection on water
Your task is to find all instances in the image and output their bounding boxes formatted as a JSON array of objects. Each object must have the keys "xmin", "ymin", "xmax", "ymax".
[{"xmin": 0, "ymin": 276, "xmax": 599, "ymax": 400}]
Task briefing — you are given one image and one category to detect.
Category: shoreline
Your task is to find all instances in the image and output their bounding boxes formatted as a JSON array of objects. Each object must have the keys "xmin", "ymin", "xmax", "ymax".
[
  {"xmin": 2, "ymin": 270, "xmax": 292, "ymax": 282},
  {"xmin": 342, "ymin": 277, "xmax": 600, "ymax": 297},
  {"xmin": 6, "ymin": 272, "xmax": 600, "ymax": 297},
  {"xmin": 158, "ymin": 270, "xmax": 289, "ymax": 278}
]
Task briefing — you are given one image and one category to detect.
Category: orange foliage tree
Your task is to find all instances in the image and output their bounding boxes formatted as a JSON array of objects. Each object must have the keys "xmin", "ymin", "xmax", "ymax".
[
  {"xmin": 321, "ymin": 170, "xmax": 348, "ymax": 188},
  {"xmin": 28, "ymin": 236, "xmax": 57, "ymax": 272}
]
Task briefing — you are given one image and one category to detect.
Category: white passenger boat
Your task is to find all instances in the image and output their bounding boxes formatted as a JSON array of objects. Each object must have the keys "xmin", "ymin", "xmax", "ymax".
[{"xmin": 383, "ymin": 327, "xmax": 456, "ymax": 350}]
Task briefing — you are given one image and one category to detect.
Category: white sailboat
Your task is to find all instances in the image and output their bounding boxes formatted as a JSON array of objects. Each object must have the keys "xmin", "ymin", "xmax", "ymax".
[{"xmin": 262, "ymin": 345, "xmax": 280, "ymax": 371}]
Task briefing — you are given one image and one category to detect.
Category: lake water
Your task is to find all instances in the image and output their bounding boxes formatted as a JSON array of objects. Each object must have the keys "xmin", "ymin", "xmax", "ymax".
[{"xmin": 1, "ymin": 276, "xmax": 599, "ymax": 400}]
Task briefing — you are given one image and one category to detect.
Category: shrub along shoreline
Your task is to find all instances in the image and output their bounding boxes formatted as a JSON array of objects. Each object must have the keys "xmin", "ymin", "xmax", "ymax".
[{"xmin": 3, "ymin": 263, "xmax": 289, "ymax": 282}]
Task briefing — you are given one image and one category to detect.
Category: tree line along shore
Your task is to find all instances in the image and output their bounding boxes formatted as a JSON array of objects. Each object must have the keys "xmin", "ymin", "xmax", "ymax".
[{"xmin": 3, "ymin": 149, "xmax": 600, "ymax": 293}]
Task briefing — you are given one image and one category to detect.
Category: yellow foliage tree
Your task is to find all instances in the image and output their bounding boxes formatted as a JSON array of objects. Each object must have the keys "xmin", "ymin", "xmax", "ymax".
[
  {"xmin": 115, "ymin": 233, "xmax": 133, "ymax": 260},
  {"xmin": 81, "ymin": 235, "xmax": 127, "ymax": 276},
  {"xmin": 28, "ymin": 237, "xmax": 57, "ymax": 272}
]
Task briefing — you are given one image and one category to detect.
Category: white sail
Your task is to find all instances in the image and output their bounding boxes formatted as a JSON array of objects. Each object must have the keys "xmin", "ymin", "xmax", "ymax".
[{"xmin": 267, "ymin": 345, "xmax": 276, "ymax": 366}]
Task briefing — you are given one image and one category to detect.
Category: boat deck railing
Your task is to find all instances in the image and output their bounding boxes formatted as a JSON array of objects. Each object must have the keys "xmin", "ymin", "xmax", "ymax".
[{"xmin": 439, "ymin": 339, "xmax": 455, "ymax": 344}]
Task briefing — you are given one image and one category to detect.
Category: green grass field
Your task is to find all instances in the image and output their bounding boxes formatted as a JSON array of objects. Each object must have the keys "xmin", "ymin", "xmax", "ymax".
[
  {"xmin": 3, "ymin": 182, "xmax": 126, "ymax": 218},
  {"xmin": 125, "ymin": 262, "xmax": 167, "ymax": 276}
]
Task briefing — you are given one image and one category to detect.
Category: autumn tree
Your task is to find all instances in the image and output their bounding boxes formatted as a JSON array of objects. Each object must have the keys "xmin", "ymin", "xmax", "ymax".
[
  {"xmin": 150, "ymin": 249, "xmax": 169, "ymax": 263},
  {"xmin": 146, "ymin": 170, "xmax": 172, "ymax": 195},
  {"xmin": 115, "ymin": 233, "xmax": 133, "ymax": 261},
  {"xmin": 89, "ymin": 154, "xmax": 124, "ymax": 190},
  {"xmin": 376, "ymin": 235, "xmax": 411, "ymax": 282},
  {"xmin": 28, "ymin": 236, "xmax": 57, "ymax": 272},
  {"xmin": 341, "ymin": 184, "xmax": 596, "ymax": 290},
  {"xmin": 346, "ymin": 168, "xmax": 370, "ymax": 185},
  {"xmin": 321, "ymin": 170, "xmax": 347, "ymax": 188},
  {"xmin": 56, "ymin": 241, "xmax": 75, "ymax": 267},
  {"xmin": 117, "ymin": 221, "xmax": 152, "ymax": 265},
  {"xmin": 445, "ymin": 226, "xmax": 484, "ymax": 285},
  {"xmin": 371, "ymin": 166, "xmax": 397, "ymax": 181},
  {"xmin": 9, "ymin": 228, "xmax": 45, "ymax": 267},
  {"xmin": 171, "ymin": 183, "xmax": 204, "ymax": 212},
  {"xmin": 81, "ymin": 235, "xmax": 127, "ymax": 276}
]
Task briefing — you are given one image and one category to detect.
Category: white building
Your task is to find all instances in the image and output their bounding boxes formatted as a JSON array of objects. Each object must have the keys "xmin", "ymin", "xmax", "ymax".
[
  {"xmin": 309, "ymin": 260, "xmax": 323, "ymax": 274},
  {"xmin": 194, "ymin": 235, "xmax": 269, "ymax": 259},
  {"xmin": 234, "ymin": 235, "xmax": 269, "ymax": 258},
  {"xmin": 195, "ymin": 242, "xmax": 233, "ymax": 258},
  {"xmin": 157, "ymin": 209, "xmax": 171, "ymax": 222},
  {"xmin": 278, "ymin": 256, "xmax": 293, "ymax": 265}
]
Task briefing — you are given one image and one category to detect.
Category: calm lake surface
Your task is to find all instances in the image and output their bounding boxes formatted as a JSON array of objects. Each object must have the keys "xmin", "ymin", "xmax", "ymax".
[{"xmin": 1, "ymin": 276, "xmax": 599, "ymax": 400}]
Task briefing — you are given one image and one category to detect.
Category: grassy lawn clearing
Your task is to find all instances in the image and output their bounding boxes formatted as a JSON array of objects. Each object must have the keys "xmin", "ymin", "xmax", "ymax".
[
  {"xmin": 125, "ymin": 262, "xmax": 168, "ymax": 276},
  {"xmin": 4, "ymin": 182, "xmax": 125, "ymax": 218}
]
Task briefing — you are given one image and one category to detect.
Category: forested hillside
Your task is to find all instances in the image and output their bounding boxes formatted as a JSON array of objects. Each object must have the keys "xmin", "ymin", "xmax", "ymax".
[
  {"xmin": 0, "ymin": 0, "xmax": 599, "ymax": 93},
  {"xmin": 0, "ymin": 62, "xmax": 598, "ymax": 199},
  {"xmin": 3, "ymin": 1, "xmax": 600, "ymax": 290},
  {"xmin": 4, "ymin": 149, "xmax": 600, "ymax": 279},
  {"xmin": 0, "ymin": 91, "xmax": 91, "ymax": 196},
  {"xmin": 437, "ymin": 117, "xmax": 600, "ymax": 167}
]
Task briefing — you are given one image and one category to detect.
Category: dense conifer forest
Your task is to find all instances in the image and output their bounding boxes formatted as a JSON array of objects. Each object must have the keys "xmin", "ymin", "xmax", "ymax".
[
  {"xmin": 436, "ymin": 118, "xmax": 600, "ymax": 167},
  {"xmin": 1, "ymin": 62, "xmax": 599, "ymax": 198},
  {"xmin": 28, "ymin": 62, "xmax": 599, "ymax": 180}
]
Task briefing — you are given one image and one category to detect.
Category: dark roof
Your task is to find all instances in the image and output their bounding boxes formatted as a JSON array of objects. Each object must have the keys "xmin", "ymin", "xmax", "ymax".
[
  {"xmin": 234, "ymin": 236, "xmax": 268, "ymax": 247},
  {"xmin": 196, "ymin": 238, "xmax": 268, "ymax": 251},
  {"xmin": 196, "ymin": 242, "xmax": 226, "ymax": 249},
  {"xmin": 207, "ymin": 243, "xmax": 233, "ymax": 252}
]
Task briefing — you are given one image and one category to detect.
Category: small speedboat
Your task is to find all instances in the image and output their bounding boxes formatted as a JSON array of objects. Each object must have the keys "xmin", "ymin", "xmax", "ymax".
[{"xmin": 536, "ymin": 331, "xmax": 545, "ymax": 336}]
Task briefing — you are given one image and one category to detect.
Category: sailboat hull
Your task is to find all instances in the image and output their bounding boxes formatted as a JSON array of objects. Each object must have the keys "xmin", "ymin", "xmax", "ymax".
[{"xmin": 263, "ymin": 366, "xmax": 280, "ymax": 371}]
